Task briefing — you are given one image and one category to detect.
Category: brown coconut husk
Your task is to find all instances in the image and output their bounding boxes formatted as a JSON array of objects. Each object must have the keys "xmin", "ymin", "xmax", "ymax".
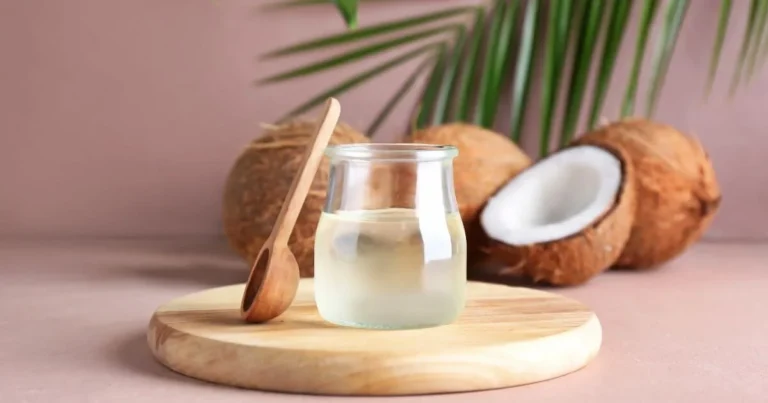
[
  {"xmin": 222, "ymin": 120, "xmax": 369, "ymax": 277},
  {"xmin": 573, "ymin": 118, "xmax": 721, "ymax": 269},
  {"xmin": 407, "ymin": 123, "xmax": 532, "ymax": 263},
  {"xmin": 408, "ymin": 123, "xmax": 532, "ymax": 223},
  {"xmin": 478, "ymin": 143, "xmax": 637, "ymax": 286}
]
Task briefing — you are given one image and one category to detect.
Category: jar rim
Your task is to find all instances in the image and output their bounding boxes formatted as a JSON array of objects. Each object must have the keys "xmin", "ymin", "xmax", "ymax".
[{"xmin": 325, "ymin": 143, "xmax": 458, "ymax": 162}]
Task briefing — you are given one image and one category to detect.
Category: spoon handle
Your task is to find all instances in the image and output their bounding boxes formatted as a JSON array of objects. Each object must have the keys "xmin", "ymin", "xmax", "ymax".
[{"xmin": 271, "ymin": 98, "xmax": 341, "ymax": 247}]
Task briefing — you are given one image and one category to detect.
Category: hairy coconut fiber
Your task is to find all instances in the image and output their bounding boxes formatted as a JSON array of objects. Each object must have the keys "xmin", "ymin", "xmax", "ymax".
[
  {"xmin": 573, "ymin": 118, "xmax": 721, "ymax": 269},
  {"xmin": 222, "ymin": 120, "xmax": 369, "ymax": 277},
  {"xmin": 480, "ymin": 144, "xmax": 637, "ymax": 286}
]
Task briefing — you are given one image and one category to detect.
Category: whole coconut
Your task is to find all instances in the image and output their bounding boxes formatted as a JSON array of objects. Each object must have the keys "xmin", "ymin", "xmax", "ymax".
[
  {"xmin": 573, "ymin": 118, "xmax": 721, "ymax": 269},
  {"xmin": 407, "ymin": 123, "xmax": 532, "ymax": 225},
  {"xmin": 222, "ymin": 120, "xmax": 369, "ymax": 277}
]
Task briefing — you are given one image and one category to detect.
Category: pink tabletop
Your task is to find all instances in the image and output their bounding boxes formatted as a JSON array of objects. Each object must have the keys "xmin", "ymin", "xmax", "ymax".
[{"xmin": 1, "ymin": 238, "xmax": 766, "ymax": 402}]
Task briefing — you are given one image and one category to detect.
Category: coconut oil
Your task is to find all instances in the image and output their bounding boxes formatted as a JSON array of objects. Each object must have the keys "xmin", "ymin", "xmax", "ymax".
[{"xmin": 314, "ymin": 207, "xmax": 467, "ymax": 329}]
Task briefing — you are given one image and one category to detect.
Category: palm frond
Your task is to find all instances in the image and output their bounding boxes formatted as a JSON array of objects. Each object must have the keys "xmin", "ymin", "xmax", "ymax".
[
  {"xmin": 474, "ymin": 0, "xmax": 508, "ymax": 127},
  {"xmin": 588, "ymin": 0, "xmax": 633, "ymax": 129},
  {"xmin": 260, "ymin": 24, "xmax": 460, "ymax": 83},
  {"xmin": 277, "ymin": 43, "xmax": 439, "ymax": 121},
  {"xmin": 759, "ymin": 2, "xmax": 768, "ymax": 69},
  {"xmin": 416, "ymin": 46, "xmax": 449, "ymax": 128},
  {"xmin": 730, "ymin": 0, "xmax": 760, "ymax": 95},
  {"xmin": 454, "ymin": 9, "xmax": 486, "ymax": 122},
  {"xmin": 747, "ymin": 0, "xmax": 768, "ymax": 81},
  {"xmin": 482, "ymin": 0, "xmax": 519, "ymax": 128},
  {"xmin": 263, "ymin": 0, "xmax": 762, "ymax": 151},
  {"xmin": 644, "ymin": 0, "xmax": 690, "ymax": 116},
  {"xmin": 510, "ymin": 0, "xmax": 539, "ymax": 142},
  {"xmin": 263, "ymin": 6, "xmax": 476, "ymax": 58},
  {"xmin": 332, "ymin": 0, "xmax": 359, "ymax": 28},
  {"xmin": 622, "ymin": 0, "xmax": 659, "ymax": 117},
  {"xmin": 646, "ymin": 0, "xmax": 689, "ymax": 117},
  {"xmin": 706, "ymin": 0, "xmax": 733, "ymax": 96},
  {"xmin": 368, "ymin": 57, "xmax": 434, "ymax": 136},
  {"xmin": 760, "ymin": 7, "xmax": 768, "ymax": 68},
  {"xmin": 561, "ymin": 0, "xmax": 605, "ymax": 145},
  {"xmin": 540, "ymin": 0, "xmax": 572, "ymax": 157},
  {"xmin": 430, "ymin": 28, "xmax": 468, "ymax": 126}
]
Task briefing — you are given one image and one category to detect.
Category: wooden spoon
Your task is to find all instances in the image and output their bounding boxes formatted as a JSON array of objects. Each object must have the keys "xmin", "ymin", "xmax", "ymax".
[{"xmin": 240, "ymin": 97, "xmax": 341, "ymax": 323}]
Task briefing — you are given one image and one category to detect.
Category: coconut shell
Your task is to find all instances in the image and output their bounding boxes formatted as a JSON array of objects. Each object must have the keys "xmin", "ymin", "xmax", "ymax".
[
  {"xmin": 573, "ymin": 118, "xmax": 721, "ymax": 269},
  {"xmin": 408, "ymin": 123, "xmax": 532, "ymax": 224},
  {"xmin": 222, "ymin": 120, "xmax": 369, "ymax": 277},
  {"xmin": 479, "ymin": 144, "xmax": 637, "ymax": 286}
]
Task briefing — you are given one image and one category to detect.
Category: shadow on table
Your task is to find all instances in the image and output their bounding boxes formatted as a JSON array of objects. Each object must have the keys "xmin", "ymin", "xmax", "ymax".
[
  {"xmin": 112, "ymin": 331, "xmax": 194, "ymax": 383},
  {"xmin": 467, "ymin": 259, "xmax": 653, "ymax": 289},
  {"xmin": 123, "ymin": 263, "xmax": 248, "ymax": 288},
  {"xmin": 73, "ymin": 236, "xmax": 252, "ymax": 289},
  {"xmin": 90, "ymin": 258, "xmax": 249, "ymax": 290},
  {"xmin": 112, "ymin": 330, "xmax": 232, "ymax": 389},
  {"xmin": 468, "ymin": 261, "xmax": 558, "ymax": 289}
]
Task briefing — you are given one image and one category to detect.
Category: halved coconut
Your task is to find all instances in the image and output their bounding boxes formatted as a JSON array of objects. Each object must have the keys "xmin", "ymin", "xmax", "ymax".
[{"xmin": 478, "ymin": 144, "xmax": 636, "ymax": 286}]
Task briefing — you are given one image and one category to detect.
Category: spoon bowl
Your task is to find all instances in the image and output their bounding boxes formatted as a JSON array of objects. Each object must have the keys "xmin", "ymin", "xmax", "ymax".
[{"xmin": 241, "ymin": 244, "xmax": 300, "ymax": 322}]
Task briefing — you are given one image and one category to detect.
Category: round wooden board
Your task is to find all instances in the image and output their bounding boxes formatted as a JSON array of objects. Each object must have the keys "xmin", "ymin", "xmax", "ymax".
[{"xmin": 147, "ymin": 279, "xmax": 602, "ymax": 396}]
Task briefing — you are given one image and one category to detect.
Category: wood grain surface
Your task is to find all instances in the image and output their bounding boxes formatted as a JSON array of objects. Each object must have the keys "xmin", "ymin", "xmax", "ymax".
[{"xmin": 147, "ymin": 279, "xmax": 602, "ymax": 396}]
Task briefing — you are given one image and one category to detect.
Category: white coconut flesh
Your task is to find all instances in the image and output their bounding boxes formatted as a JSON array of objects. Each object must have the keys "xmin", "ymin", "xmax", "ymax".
[{"xmin": 480, "ymin": 145, "xmax": 622, "ymax": 246}]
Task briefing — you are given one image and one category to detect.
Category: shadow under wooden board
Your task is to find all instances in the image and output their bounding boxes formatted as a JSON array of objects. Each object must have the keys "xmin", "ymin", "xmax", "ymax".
[{"xmin": 147, "ymin": 279, "xmax": 602, "ymax": 396}]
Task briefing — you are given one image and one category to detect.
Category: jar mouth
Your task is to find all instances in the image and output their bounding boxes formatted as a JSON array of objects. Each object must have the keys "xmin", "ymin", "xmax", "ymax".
[{"xmin": 325, "ymin": 143, "xmax": 458, "ymax": 162}]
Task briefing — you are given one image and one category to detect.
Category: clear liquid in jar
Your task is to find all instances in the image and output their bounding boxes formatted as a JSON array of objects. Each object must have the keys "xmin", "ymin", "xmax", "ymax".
[{"xmin": 314, "ymin": 207, "xmax": 467, "ymax": 329}]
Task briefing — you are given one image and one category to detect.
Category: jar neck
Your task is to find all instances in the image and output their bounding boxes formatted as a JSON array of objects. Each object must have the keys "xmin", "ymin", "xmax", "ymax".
[
  {"xmin": 325, "ymin": 143, "xmax": 458, "ymax": 164},
  {"xmin": 324, "ymin": 155, "xmax": 458, "ymax": 215}
]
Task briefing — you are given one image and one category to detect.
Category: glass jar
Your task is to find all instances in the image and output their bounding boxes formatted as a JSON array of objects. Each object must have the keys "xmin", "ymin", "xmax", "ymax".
[{"xmin": 314, "ymin": 143, "xmax": 467, "ymax": 330}]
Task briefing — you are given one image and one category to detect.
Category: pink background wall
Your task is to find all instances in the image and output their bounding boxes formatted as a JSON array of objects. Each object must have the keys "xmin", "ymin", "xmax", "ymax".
[{"xmin": 1, "ymin": 0, "xmax": 765, "ymax": 240}]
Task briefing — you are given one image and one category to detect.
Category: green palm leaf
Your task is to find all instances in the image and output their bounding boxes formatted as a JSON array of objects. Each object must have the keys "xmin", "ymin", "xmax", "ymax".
[
  {"xmin": 416, "ymin": 46, "xmax": 449, "ymax": 128},
  {"xmin": 430, "ymin": 28, "xmax": 468, "ymax": 126},
  {"xmin": 760, "ymin": 11, "xmax": 768, "ymax": 68},
  {"xmin": 561, "ymin": 0, "xmax": 604, "ymax": 145},
  {"xmin": 747, "ymin": 0, "xmax": 768, "ymax": 81},
  {"xmin": 730, "ymin": 0, "xmax": 760, "ymax": 95},
  {"xmin": 368, "ymin": 57, "xmax": 434, "ymax": 136},
  {"xmin": 453, "ymin": 9, "xmax": 486, "ymax": 122},
  {"xmin": 760, "ymin": 2, "xmax": 768, "ymax": 69},
  {"xmin": 588, "ymin": 0, "xmax": 632, "ymax": 129},
  {"xmin": 261, "ymin": 0, "xmax": 757, "ymax": 153},
  {"xmin": 277, "ymin": 43, "xmax": 439, "ymax": 121},
  {"xmin": 706, "ymin": 0, "xmax": 733, "ymax": 96},
  {"xmin": 555, "ymin": 0, "xmax": 574, "ymax": 74},
  {"xmin": 263, "ymin": 7, "xmax": 476, "ymax": 58},
  {"xmin": 481, "ymin": 0, "xmax": 519, "ymax": 128},
  {"xmin": 622, "ymin": 0, "xmax": 659, "ymax": 117},
  {"xmin": 645, "ymin": 0, "xmax": 689, "ymax": 117},
  {"xmin": 540, "ymin": 0, "xmax": 572, "ymax": 157},
  {"xmin": 474, "ymin": 0, "xmax": 507, "ymax": 127},
  {"xmin": 260, "ymin": 24, "xmax": 461, "ymax": 83},
  {"xmin": 510, "ymin": 0, "xmax": 539, "ymax": 142},
  {"xmin": 333, "ymin": 0, "xmax": 359, "ymax": 28}
]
